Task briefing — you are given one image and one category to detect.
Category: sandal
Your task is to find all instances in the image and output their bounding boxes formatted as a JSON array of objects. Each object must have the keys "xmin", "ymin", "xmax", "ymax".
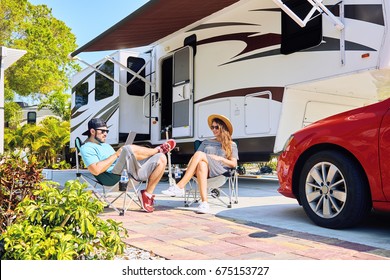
[{"xmin": 157, "ymin": 139, "xmax": 176, "ymax": 154}]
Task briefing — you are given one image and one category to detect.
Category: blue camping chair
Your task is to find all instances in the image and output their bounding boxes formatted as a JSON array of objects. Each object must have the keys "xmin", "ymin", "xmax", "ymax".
[
  {"xmin": 75, "ymin": 137, "xmax": 144, "ymax": 215},
  {"xmin": 184, "ymin": 140, "xmax": 239, "ymax": 208}
]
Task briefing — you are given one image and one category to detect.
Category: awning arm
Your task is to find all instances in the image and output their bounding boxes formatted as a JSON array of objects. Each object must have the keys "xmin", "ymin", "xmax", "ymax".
[
  {"xmin": 70, "ymin": 55, "xmax": 126, "ymax": 88},
  {"xmin": 69, "ymin": 54, "xmax": 155, "ymax": 88},
  {"xmin": 272, "ymin": 0, "xmax": 344, "ymax": 30},
  {"xmin": 104, "ymin": 56, "xmax": 154, "ymax": 87}
]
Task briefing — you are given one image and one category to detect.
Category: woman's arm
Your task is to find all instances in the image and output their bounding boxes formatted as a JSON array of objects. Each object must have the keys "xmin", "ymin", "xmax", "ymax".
[{"xmin": 208, "ymin": 154, "xmax": 237, "ymax": 168}]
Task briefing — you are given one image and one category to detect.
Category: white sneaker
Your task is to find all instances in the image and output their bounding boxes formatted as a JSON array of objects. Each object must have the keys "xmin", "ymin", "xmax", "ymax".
[
  {"xmin": 161, "ymin": 184, "xmax": 184, "ymax": 197},
  {"xmin": 195, "ymin": 202, "xmax": 210, "ymax": 214}
]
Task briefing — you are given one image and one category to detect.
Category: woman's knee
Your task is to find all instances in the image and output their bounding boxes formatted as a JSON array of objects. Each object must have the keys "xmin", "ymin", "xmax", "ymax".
[
  {"xmin": 196, "ymin": 161, "xmax": 208, "ymax": 176},
  {"xmin": 193, "ymin": 151, "xmax": 206, "ymax": 160}
]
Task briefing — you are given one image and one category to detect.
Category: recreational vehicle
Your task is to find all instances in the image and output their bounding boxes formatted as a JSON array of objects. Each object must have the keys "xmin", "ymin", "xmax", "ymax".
[{"xmin": 70, "ymin": 0, "xmax": 390, "ymax": 163}]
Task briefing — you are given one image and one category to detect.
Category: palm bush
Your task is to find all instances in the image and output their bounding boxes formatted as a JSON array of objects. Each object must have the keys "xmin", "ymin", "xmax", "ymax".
[
  {"xmin": 1, "ymin": 180, "xmax": 128, "ymax": 260},
  {"xmin": 4, "ymin": 117, "xmax": 70, "ymax": 168}
]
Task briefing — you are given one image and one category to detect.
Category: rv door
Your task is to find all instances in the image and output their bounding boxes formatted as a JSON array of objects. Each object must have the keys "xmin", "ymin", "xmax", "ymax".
[{"xmin": 172, "ymin": 46, "xmax": 194, "ymax": 138}]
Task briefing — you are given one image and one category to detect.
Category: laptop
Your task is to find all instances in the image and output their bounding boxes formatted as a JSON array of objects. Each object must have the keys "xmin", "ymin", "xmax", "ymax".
[
  {"xmin": 111, "ymin": 131, "xmax": 137, "ymax": 175},
  {"xmin": 125, "ymin": 131, "xmax": 137, "ymax": 145}
]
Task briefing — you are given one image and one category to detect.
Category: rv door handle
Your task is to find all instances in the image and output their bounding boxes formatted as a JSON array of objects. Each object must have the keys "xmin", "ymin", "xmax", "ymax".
[{"xmin": 151, "ymin": 92, "xmax": 158, "ymax": 107}]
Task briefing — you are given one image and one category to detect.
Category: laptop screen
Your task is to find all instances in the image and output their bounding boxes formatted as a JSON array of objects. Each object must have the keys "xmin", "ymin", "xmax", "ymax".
[{"xmin": 125, "ymin": 131, "xmax": 137, "ymax": 145}]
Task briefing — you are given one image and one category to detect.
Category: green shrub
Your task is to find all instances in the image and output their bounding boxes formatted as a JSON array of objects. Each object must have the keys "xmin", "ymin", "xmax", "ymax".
[
  {"xmin": 1, "ymin": 180, "xmax": 128, "ymax": 260},
  {"xmin": 0, "ymin": 153, "xmax": 43, "ymax": 232}
]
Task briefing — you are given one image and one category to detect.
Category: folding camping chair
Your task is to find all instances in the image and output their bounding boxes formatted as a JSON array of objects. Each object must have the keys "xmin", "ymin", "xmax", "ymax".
[
  {"xmin": 75, "ymin": 137, "xmax": 143, "ymax": 216},
  {"xmin": 184, "ymin": 140, "xmax": 239, "ymax": 208}
]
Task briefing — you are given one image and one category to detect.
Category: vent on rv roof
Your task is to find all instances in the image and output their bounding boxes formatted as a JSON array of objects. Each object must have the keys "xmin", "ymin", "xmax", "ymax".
[{"xmin": 280, "ymin": 0, "xmax": 323, "ymax": 55}]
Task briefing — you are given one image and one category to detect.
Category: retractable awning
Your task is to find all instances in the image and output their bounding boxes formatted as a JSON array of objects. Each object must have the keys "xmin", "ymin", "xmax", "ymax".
[
  {"xmin": 71, "ymin": 0, "xmax": 241, "ymax": 57},
  {"xmin": 1, "ymin": 46, "xmax": 27, "ymax": 154},
  {"xmin": 0, "ymin": 47, "xmax": 27, "ymax": 69}
]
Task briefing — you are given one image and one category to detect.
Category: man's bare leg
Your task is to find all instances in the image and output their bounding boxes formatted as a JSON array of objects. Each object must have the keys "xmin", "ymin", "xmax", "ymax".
[
  {"xmin": 130, "ymin": 145, "xmax": 160, "ymax": 161},
  {"xmin": 145, "ymin": 154, "xmax": 167, "ymax": 194}
]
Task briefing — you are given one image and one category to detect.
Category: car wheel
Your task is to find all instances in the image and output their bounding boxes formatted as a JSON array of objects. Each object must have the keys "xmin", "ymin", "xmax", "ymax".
[{"xmin": 298, "ymin": 150, "xmax": 371, "ymax": 229}]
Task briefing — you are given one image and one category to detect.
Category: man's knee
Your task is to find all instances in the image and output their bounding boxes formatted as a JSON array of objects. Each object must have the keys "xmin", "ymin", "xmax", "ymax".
[{"xmin": 158, "ymin": 153, "xmax": 167, "ymax": 166}]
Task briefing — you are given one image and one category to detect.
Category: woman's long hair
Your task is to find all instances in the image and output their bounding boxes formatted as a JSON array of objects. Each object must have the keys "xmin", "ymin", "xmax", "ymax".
[{"xmin": 213, "ymin": 118, "xmax": 232, "ymax": 158}]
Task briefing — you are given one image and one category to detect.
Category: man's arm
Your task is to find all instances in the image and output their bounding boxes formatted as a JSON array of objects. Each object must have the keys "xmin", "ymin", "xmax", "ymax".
[{"xmin": 85, "ymin": 146, "xmax": 123, "ymax": 176}]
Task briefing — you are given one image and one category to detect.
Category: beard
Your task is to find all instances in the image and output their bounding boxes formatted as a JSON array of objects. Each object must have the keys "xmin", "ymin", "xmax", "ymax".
[{"xmin": 94, "ymin": 135, "xmax": 105, "ymax": 143}]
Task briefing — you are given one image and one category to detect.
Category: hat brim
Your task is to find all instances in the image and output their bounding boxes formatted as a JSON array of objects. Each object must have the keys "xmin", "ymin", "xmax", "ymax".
[{"xmin": 208, "ymin": 114, "xmax": 233, "ymax": 135}]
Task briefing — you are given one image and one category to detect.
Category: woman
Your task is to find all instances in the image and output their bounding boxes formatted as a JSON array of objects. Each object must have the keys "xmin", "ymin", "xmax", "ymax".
[{"xmin": 161, "ymin": 114, "xmax": 238, "ymax": 213}]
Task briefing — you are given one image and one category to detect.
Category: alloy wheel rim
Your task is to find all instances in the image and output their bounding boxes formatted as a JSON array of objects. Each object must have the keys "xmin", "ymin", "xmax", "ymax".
[{"xmin": 305, "ymin": 161, "xmax": 347, "ymax": 218}]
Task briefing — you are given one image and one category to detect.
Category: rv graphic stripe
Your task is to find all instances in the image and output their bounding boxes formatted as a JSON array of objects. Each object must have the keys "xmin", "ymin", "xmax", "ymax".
[
  {"xmin": 198, "ymin": 31, "xmax": 375, "ymax": 66},
  {"xmin": 71, "ymin": 114, "xmax": 92, "ymax": 133},
  {"xmin": 198, "ymin": 33, "xmax": 281, "ymax": 58},
  {"xmin": 188, "ymin": 22, "xmax": 260, "ymax": 32},
  {"xmin": 70, "ymin": 97, "xmax": 119, "ymax": 133},
  {"xmin": 332, "ymin": 4, "xmax": 384, "ymax": 26},
  {"xmin": 251, "ymin": 5, "xmax": 384, "ymax": 26},
  {"xmin": 195, "ymin": 87, "xmax": 284, "ymax": 104},
  {"xmin": 223, "ymin": 36, "xmax": 376, "ymax": 66}
]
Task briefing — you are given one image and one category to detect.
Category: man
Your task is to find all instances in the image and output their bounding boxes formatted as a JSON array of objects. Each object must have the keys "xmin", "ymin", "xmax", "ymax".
[{"xmin": 80, "ymin": 118, "xmax": 175, "ymax": 213}]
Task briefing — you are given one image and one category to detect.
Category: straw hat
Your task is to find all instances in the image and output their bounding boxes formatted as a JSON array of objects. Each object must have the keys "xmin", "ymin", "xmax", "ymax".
[{"xmin": 207, "ymin": 114, "xmax": 233, "ymax": 135}]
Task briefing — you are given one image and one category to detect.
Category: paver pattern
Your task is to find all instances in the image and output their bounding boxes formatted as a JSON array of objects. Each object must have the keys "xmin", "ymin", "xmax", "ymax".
[{"xmin": 100, "ymin": 204, "xmax": 390, "ymax": 260}]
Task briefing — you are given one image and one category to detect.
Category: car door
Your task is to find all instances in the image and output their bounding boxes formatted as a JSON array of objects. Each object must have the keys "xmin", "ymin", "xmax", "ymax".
[{"xmin": 379, "ymin": 107, "xmax": 390, "ymax": 200}]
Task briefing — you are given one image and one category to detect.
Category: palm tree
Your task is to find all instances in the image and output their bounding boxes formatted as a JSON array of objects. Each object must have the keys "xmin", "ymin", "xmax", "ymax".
[
  {"xmin": 30, "ymin": 117, "xmax": 70, "ymax": 167},
  {"xmin": 4, "ymin": 117, "xmax": 70, "ymax": 168}
]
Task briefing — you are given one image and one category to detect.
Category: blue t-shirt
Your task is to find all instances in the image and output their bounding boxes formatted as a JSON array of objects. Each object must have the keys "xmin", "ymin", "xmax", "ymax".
[{"xmin": 80, "ymin": 142, "xmax": 116, "ymax": 173}]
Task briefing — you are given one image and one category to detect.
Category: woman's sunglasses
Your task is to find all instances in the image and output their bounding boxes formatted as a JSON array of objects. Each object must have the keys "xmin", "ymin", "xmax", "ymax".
[
  {"xmin": 210, "ymin": 125, "xmax": 220, "ymax": 130},
  {"xmin": 96, "ymin": 129, "xmax": 109, "ymax": 134}
]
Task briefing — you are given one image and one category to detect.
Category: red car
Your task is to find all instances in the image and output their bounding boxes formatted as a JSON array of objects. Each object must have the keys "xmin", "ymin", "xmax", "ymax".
[{"xmin": 277, "ymin": 98, "xmax": 390, "ymax": 229}]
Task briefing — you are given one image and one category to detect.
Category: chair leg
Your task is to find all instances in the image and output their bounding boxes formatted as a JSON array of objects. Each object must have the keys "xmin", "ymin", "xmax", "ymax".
[
  {"xmin": 92, "ymin": 179, "xmax": 144, "ymax": 216},
  {"xmin": 185, "ymin": 175, "xmax": 239, "ymax": 209},
  {"xmin": 185, "ymin": 179, "xmax": 200, "ymax": 207},
  {"xmin": 121, "ymin": 179, "xmax": 143, "ymax": 212}
]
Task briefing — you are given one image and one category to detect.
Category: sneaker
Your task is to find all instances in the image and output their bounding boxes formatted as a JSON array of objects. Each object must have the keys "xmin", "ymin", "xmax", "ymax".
[
  {"xmin": 195, "ymin": 202, "xmax": 210, "ymax": 214},
  {"xmin": 156, "ymin": 139, "xmax": 176, "ymax": 154},
  {"xmin": 138, "ymin": 190, "xmax": 155, "ymax": 213},
  {"xmin": 161, "ymin": 183, "xmax": 184, "ymax": 197}
]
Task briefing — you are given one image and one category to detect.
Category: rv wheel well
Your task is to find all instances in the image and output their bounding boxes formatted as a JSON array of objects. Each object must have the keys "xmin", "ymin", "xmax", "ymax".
[{"xmin": 291, "ymin": 143, "xmax": 370, "ymax": 204}]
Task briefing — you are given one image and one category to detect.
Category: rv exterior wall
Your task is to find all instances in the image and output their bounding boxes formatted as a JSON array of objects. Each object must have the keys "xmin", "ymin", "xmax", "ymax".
[{"xmin": 70, "ymin": 0, "xmax": 390, "ymax": 162}]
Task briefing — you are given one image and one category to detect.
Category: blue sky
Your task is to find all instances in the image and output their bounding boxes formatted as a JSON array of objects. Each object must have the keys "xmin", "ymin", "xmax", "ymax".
[
  {"xmin": 16, "ymin": 1, "xmax": 149, "ymax": 104},
  {"xmin": 29, "ymin": 0, "xmax": 149, "ymax": 63}
]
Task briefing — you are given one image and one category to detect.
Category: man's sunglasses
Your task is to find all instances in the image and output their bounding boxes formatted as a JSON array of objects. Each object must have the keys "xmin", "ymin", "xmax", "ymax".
[
  {"xmin": 95, "ymin": 129, "xmax": 109, "ymax": 134},
  {"xmin": 210, "ymin": 125, "xmax": 220, "ymax": 130}
]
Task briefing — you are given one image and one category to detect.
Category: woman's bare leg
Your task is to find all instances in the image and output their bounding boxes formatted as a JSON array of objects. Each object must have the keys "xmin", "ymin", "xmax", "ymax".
[
  {"xmin": 196, "ymin": 161, "xmax": 209, "ymax": 202},
  {"xmin": 176, "ymin": 151, "xmax": 209, "ymax": 189}
]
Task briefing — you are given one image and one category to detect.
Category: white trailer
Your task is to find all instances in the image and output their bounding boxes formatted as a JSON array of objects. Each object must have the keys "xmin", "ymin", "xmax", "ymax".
[{"xmin": 70, "ymin": 0, "xmax": 390, "ymax": 163}]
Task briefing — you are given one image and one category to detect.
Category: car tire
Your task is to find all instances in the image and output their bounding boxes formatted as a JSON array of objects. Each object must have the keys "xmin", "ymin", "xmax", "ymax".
[{"xmin": 298, "ymin": 150, "xmax": 371, "ymax": 229}]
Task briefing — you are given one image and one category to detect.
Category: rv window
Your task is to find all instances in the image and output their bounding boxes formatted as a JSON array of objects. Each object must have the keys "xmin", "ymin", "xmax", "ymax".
[
  {"xmin": 95, "ymin": 61, "xmax": 114, "ymax": 101},
  {"xmin": 280, "ymin": 0, "xmax": 323, "ymax": 55},
  {"xmin": 27, "ymin": 111, "xmax": 36, "ymax": 124},
  {"xmin": 173, "ymin": 99, "xmax": 189, "ymax": 127},
  {"xmin": 127, "ymin": 57, "xmax": 146, "ymax": 96},
  {"xmin": 74, "ymin": 82, "xmax": 89, "ymax": 109},
  {"xmin": 173, "ymin": 47, "xmax": 190, "ymax": 86}
]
